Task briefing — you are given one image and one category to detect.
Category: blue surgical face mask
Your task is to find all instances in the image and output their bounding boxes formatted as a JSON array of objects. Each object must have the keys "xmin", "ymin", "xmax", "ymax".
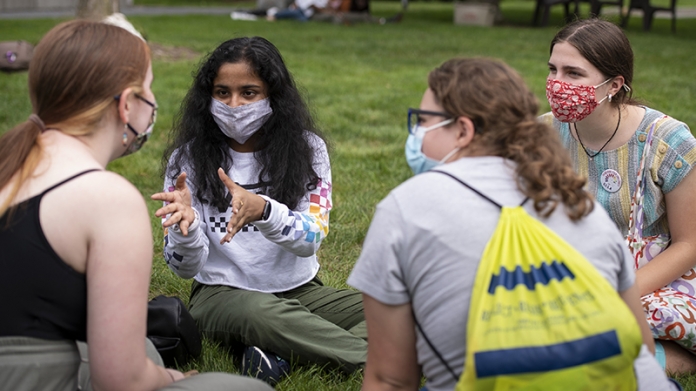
[{"xmin": 405, "ymin": 118, "xmax": 459, "ymax": 175}]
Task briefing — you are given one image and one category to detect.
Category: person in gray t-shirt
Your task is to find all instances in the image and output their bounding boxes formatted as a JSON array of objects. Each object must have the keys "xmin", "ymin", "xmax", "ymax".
[{"xmin": 348, "ymin": 58, "xmax": 678, "ymax": 391}]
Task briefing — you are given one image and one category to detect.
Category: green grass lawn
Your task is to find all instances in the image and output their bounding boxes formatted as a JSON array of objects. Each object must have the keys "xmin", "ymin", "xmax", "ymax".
[{"xmin": 1, "ymin": 2, "xmax": 696, "ymax": 389}]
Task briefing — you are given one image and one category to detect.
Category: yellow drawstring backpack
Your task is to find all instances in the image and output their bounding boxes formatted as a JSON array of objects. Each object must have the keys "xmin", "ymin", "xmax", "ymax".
[{"xmin": 419, "ymin": 170, "xmax": 643, "ymax": 391}]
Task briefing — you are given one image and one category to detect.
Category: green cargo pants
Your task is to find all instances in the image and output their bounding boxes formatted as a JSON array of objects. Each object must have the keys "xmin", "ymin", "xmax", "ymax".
[{"xmin": 188, "ymin": 277, "xmax": 367, "ymax": 374}]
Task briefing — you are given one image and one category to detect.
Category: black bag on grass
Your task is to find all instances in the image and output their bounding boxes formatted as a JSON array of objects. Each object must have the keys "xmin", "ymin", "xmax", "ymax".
[{"xmin": 147, "ymin": 295, "xmax": 202, "ymax": 367}]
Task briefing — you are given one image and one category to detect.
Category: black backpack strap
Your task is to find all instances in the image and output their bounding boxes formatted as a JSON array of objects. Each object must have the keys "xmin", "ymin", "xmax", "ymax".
[
  {"xmin": 430, "ymin": 169, "xmax": 529, "ymax": 208},
  {"xmin": 412, "ymin": 312, "xmax": 460, "ymax": 382},
  {"xmin": 412, "ymin": 169, "xmax": 530, "ymax": 381}
]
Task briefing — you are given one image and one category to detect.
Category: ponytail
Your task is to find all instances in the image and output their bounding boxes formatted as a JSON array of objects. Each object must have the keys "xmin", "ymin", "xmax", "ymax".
[
  {"xmin": 0, "ymin": 119, "xmax": 44, "ymax": 217},
  {"xmin": 501, "ymin": 119, "xmax": 593, "ymax": 221},
  {"xmin": 0, "ymin": 20, "xmax": 150, "ymax": 218}
]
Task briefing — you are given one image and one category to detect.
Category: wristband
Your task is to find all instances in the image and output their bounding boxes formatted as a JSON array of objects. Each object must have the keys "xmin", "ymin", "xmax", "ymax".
[{"xmin": 261, "ymin": 200, "xmax": 272, "ymax": 221}]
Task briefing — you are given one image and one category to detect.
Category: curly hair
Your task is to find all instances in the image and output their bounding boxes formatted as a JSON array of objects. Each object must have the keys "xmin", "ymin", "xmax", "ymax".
[
  {"xmin": 163, "ymin": 37, "xmax": 324, "ymax": 211},
  {"xmin": 428, "ymin": 58, "xmax": 593, "ymax": 220}
]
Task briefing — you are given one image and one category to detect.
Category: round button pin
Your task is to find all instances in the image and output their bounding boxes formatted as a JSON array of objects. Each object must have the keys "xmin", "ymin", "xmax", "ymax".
[{"xmin": 601, "ymin": 169, "xmax": 622, "ymax": 193}]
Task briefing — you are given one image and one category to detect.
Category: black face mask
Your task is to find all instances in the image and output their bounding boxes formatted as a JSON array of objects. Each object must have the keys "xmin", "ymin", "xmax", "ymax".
[{"xmin": 116, "ymin": 94, "xmax": 157, "ymax": 157}]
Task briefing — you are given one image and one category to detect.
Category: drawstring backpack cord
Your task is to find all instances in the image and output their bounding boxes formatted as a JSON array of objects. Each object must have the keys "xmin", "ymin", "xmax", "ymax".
[{"xmin": 409, "ymin": 170, "xmax": 529, "ymax": 382}]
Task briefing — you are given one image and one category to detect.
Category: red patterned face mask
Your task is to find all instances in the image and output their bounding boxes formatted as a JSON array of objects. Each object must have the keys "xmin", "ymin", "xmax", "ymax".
[{"xmin": 546, "ymin": 78, "xmax": 611, "ymax": 123}]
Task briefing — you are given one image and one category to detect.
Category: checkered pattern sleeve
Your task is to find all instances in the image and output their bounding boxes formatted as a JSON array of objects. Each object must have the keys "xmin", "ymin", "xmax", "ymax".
[
  {"xmin": 161, "ymin": 173, "xmax": 210, "ymax": 279},
  {"xmin": 253, "ymin": 136, "xmax": 332, "ymax": 258}
]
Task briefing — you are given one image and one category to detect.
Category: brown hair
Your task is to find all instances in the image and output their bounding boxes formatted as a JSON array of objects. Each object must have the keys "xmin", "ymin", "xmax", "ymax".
[
  {"xmin": 0, "ymin": 20, "xmax": 150, "ymax": 216},
  {"xmin": 429, "ymin": 58, "xmax": 593, "ymax": 220},
  {"xmin": 550, "ymin": 18, "xmax": 635, "ymax": 107}
]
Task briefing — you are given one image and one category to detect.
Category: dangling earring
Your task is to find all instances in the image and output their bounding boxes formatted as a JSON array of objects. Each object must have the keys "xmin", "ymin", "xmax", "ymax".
[
  {"xmin": 122, "ymin": 124, "xmax": 129, "ymax": 146},
  {"xmin": 608, "ymin": 93, "xmax": 613, "ymax": 103}
]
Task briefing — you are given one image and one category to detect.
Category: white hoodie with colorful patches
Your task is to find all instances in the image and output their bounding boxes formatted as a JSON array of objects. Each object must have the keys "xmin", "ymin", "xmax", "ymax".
[{"xmin": 162, "ymin": 133, "xmax": 331, "ymax": 293}]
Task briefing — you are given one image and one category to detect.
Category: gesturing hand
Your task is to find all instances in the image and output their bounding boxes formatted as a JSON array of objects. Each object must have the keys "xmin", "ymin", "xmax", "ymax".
[
  {"xmin": 217, "ymin": 168, "xmax": 266, "ymax": 244},
  {"xmin": 151, "ymin": 172, "xmax": 197, "ymax": 236}
]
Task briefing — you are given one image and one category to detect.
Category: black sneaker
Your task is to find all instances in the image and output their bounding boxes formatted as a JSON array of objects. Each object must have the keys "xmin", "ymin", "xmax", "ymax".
[{"xmin": 241, "ymin": 346, "xmax": 290, "ymax": 386}]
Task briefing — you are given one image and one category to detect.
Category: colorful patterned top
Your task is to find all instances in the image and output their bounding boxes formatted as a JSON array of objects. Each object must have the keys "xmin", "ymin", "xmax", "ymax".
[
  {"xmin": 541, "ymin": 107, "xmax": 696, "ymax": 237},
  {"xmin": 161, "ymin": 132, "xmax": 332, "ymax": 293}
]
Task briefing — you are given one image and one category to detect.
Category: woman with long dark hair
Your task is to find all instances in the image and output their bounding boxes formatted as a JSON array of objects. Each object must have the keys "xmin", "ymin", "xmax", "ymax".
[{"xmin": 152, "ymin": 36, "xmax": 366, "ymax": 385}]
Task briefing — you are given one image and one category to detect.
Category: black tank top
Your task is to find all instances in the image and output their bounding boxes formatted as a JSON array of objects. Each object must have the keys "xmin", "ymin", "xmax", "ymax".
[{"xmin": 0, "ymin": 169, "xmax": 99, "ymax": 341}]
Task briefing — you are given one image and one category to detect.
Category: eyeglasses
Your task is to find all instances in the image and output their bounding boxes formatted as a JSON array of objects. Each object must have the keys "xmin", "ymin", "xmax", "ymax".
[
  {"xmin": 135, "ymin": 94, "xmax": 158, "ymax": 131},
  {"xmin": 407, "ymin": 108, "xmax": 453, "ymax": 135},
  {"xmin": 407, "ymin": 108, "xmax": 481, "ymax": 135}
]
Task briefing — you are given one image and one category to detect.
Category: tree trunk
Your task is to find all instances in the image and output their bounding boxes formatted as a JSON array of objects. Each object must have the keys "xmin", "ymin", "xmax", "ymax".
[{"xmin": 76, "ymin": 0, "xmax": 120, "ymax": 21}]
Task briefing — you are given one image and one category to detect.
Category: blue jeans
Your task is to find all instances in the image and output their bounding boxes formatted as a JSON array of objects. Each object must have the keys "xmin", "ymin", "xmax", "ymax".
[{"xmin": 274, "ymin": 8, "xmax": 309, "ymax": 21}]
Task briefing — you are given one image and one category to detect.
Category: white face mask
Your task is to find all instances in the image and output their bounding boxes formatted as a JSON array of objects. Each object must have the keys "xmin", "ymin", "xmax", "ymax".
[{"xmin": 210, "ymin": 97, "xmax": 273, "ymax": 144}]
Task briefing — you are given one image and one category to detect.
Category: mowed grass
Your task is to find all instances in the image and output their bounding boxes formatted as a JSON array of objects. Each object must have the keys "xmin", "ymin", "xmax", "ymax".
[{"xmin": 1, "ymin": 3, "xmax": 696, "ymax": 389}]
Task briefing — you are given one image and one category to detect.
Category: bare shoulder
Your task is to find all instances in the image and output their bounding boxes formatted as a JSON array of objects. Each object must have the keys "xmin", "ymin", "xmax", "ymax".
[
  {"xmin": 40, "ymin": 170, "xmax": 151, "ymax": 272},
  {"xmin": 45, "ymin": 170, "xmax": 148, "ymax": 218},
  {"xmin": 75, "ymin": 171, "xmax": 141, "ymax": 197}
]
